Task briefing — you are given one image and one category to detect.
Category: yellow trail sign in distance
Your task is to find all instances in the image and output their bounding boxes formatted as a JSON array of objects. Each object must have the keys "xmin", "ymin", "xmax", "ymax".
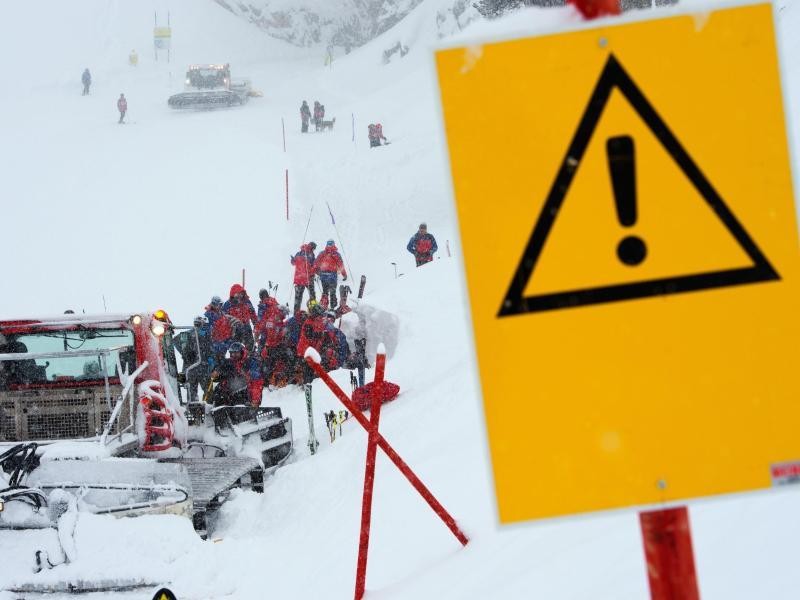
[{"xmin": 436, "ymin": 3, "xmax": 800, "ymax": 523}]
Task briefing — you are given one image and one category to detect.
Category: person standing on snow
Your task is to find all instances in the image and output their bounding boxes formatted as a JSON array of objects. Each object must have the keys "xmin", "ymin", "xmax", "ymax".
[
  {"xmin": 407, "ymin": 222, "xmax": 438, "ymax": 267},
  {"xmin": 300, "ymin": 100, "xmax": 312, "ymax": 133},
  {"xmin": 223, "ymin": 284, "xmax": 258, "ymax": 351},
  {"xmin": 368, "ymin": 123, "xmax": 387, "ymax": 148},
  {"xmin": 314, "ymin": 240, "xmax": 347, "ymax": 309},
  {"xmin": 313, "ymin": 101, "xmax": 324, "ymax": 132},
  {"xmin": 81, "ymin": 68, "xmax": 92, "ymax": 95},
  {"xmin": 117, "ymin": 93, "xmax": 127, "ymax": 124},
  {"xmin": 291, "ymin": 242, "xmax": 317, "ymax": 313}
]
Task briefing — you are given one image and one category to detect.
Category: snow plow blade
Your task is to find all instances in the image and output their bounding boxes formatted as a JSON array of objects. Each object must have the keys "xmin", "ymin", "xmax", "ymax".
[{"xmin": 168, "ymin": 90, "xmax": 247, "ymax": 109}]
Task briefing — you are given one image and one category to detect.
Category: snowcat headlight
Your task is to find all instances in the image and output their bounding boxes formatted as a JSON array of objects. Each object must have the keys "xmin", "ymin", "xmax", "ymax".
[
  {"xmin": 151, "ymin": 322, "xmax": 166, "ymax": 337},
  {"xmin": 130, "ymin": 314, "xmax": 142, "ymax": 326}
]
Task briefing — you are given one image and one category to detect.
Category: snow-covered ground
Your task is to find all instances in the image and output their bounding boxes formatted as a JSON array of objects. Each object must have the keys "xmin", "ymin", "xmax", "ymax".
[{"xmin": 1, "ymin": 0, "xmax": 800, "ymax": 598}]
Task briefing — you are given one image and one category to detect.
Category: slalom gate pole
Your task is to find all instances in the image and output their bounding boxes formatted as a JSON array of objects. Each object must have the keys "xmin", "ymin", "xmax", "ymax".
[
  {"xmin": 639, "ymin": 506, "xmax": 700, "ymax": 600},
  {"xmin": 326, "ymin": 202, "xmax": 355, "ymax": 287},
  {"xmin": 353, "ymin": 351, "xmax": 386, "ymax": 600},
  {"xmin": 285, "ymin": 169, "xmax": 289, "ymax": 221},
  {"xmin": 304, "ymin": 353, "xmax": 469, "ymax": 548}
]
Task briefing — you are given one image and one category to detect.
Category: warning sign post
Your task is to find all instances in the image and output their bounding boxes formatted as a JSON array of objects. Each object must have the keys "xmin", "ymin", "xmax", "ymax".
[{"xmin": 436, "ymin": 2, "xmax": 800, "ymax": 524}]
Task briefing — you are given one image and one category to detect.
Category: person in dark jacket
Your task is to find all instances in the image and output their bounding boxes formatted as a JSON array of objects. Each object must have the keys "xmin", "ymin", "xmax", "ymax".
[
  {"xmin": 117, "ymin": 93, "xmax": 127, "ymax": 124},
  {"xmin": 175, "ymin": 316, "xmax": 212, "ymax": 402},
  {"xmin": 223, "ymin": 284, "xmax": 257, "ymax": 351},
  {"xmin": 291, "ymin": 242, "xmax": 317, "ymax": 313},
  {"xmin": 407, "ymin": 222, "xmax": 438, "ymax": 267},
  {"xmin": 314, "ymin": 240, "xmax": 347, "ymax": 309},
  {"xmin": 81, "ymin": 68, "xmax": 92, "ymax": 95},
  {"xmin": 211, "ymin": 342, "xmax": 263, "ymax": 407},
  {"xmin": 313, "ymin": 101, "xmax": 324, "ymax": 131},
  {"xmin": 300, "ymin": 100, "xmax": 311, "ymax": 133}
]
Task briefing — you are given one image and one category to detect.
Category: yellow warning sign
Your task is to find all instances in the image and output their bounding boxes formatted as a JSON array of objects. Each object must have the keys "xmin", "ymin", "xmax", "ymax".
[{"xmin": 436, "ymin": 3, "xmax": 800, "ymax": 523}]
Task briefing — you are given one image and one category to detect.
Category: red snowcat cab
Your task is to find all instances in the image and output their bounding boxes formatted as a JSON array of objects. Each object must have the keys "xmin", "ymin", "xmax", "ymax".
[{"xmin": 0, "ymin": 310, "xmax": 292, "ymax": 539}]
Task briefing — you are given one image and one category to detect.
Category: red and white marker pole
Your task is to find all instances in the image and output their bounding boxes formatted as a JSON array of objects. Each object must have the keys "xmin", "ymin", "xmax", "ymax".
[{"xmin": 304, "ymin": 346, "xmax": 468, "ymax": 600}]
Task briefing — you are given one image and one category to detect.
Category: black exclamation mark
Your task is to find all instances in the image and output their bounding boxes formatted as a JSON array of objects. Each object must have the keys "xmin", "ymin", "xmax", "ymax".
[{"xmin": 607, "ymin": 135, "xmax": 647, "ymax": 266}]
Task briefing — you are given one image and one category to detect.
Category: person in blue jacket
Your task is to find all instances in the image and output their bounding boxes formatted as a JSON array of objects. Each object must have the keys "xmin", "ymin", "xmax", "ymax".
[{"xmin": 406, "ymin": 222, "xmax": 438, "ymax": 267}]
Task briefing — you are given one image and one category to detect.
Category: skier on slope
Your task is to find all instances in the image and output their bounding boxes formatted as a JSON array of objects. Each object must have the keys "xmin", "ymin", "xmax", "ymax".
[
  {"xmin": 300, "ymin": 100, "xmax": 312, "ymax": 133},
  {"xmin": 407, "ymin": 222, "xmax": 438, "ymax": 267},
  {"xmin": 81, "ymin": 68, "xmax": 92, "ymax": 95},
  {"xmin": 368, "ymin": 123, "xmax": 387, "ymax": 148},
  {"xmin": 117, "ymin": 93, "xmax": 127, "ymax": 124},
  {"xmin": 314, "ymin": 240, "xmax": 347, "ymax": 309},
  {"xmin": 291, "ymin": 242, "xmax": 317, "ymax": 313},
  {"xmin": 223, "ymin": 284, "xmax": 258, "ymax": 351}
]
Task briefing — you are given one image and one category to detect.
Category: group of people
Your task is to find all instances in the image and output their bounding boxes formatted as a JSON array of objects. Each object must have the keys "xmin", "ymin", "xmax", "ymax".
[
  {"xmin": 177, "ymin": 251, "xmax": 355, "ymax": 408},
  {"xmin": 291, "ymin": 239, "xmax": 347, "ymax": 313},
  {"xmin": 300, "ymin": 100, "xmax": 329, "ymax": 133},
  {"xmin": 79, "ymin": 68, "xmax": 127, "ymax": 124}
]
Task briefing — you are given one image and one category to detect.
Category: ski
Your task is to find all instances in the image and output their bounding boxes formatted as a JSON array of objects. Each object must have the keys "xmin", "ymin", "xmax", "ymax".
[
  {"xmin": 357, "ymin": 275, "xmax": 367, "ymax": 299},
  {"xmin": 304, "ymin": 383, "xmax": 319, "ymax": 455}
]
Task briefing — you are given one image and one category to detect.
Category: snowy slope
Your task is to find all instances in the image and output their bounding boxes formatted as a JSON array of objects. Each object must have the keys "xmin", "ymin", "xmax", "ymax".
[{"xmin": 2, "ymin": 0, "xmax": 800, "ymax": 599}]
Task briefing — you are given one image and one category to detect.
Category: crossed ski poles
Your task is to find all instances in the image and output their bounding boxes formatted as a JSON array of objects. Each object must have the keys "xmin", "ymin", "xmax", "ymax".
[{"xmin": 304, "ymin": 348, "xmax": 468, "ymax": 600}]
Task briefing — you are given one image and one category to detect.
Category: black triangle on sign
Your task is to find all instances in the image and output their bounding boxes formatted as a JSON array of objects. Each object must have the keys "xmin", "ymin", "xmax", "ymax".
[{"xmin": 498, "ymin": 54, "xmax": 779, "ymax": 317}]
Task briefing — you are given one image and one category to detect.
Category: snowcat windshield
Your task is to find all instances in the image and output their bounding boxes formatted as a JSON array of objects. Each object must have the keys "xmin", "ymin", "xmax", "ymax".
[
  {"xmin": 0, "ymin": 328, "xmax": 135, "ymax": 387},
  {"xmin": 187, "ymin": 68, "xmax": 227, "ymax": 89}
]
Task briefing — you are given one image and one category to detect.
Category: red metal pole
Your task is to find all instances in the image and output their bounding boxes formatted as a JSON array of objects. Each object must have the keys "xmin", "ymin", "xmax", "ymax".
[
  {"xmin": 354, "ymin": 352, "xmax": 386, "ymax": 600},
  {"xmin": 305, "ymin": 355, "xmax": 469, "ymax": 547},
  {"xmin": 285, "ymin": 169, "xmax": 289, "ymax": 221},
  {"xmin": 639, "ymin": 506, "xmax": 700, "ymax": 600}
]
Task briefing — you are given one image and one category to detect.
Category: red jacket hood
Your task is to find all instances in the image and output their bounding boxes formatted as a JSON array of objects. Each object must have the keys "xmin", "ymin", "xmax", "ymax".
[{"xmin": 229, "ymin": 284, "xmax": 246, "ymax": 299}]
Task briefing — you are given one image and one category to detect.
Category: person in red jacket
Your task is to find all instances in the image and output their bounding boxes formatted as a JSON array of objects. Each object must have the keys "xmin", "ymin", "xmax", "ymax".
[
  {"xmin": 406, "ymin": 222, "xmax": 438, "ymax": 267},
  {"xmin": 223, "ymin": 284, "xmax": 257, "ymax": 351},
  {"xmin": 314, "ymin": 240, "xmax": 347, "ymax": 309},
  {"xmin": 297, "ymin": 300, "xmax": 327, "ymax": 383},
  {"xmin": 117, "ymin": 93, "xmax": 127, "ymax": 124},
  {"xmin": 291, "ymin": 242, "xmax": 317, "ymax": 313},
  {"xmin": 256, "ymin": 303, "xmax": 290, "ymax": 384}
]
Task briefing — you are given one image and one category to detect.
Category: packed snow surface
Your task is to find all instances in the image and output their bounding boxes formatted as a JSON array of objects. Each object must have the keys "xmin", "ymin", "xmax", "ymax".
[{"xmin": 1, "ymin": 0, "xmax": 800, "ymax": 598}]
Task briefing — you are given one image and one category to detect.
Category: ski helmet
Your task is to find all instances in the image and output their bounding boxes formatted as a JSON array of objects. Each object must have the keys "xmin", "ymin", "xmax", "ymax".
[
  {"xmin": 259, "ymin": 288, "xmax": 269, "ymax": 300},
  {"xmin": 326, "ymin": 239, "xmax": 335, "ymax": 247},
  {"xmin": 228, "ymin": 341, "xmax": 245, "ymax": 356},
  {"xmin": 193, "ymin": 316, "xmax": 207, "ymax": 327},
  {"xmin": 210, "ymin": 296, "xmax": 223, "ymax": 308}
]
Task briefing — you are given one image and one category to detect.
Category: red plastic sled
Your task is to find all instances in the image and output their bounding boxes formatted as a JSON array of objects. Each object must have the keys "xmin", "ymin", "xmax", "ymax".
[{"xmin": 352, "ymin": 381, "xmax": 400, "ymax": 412}]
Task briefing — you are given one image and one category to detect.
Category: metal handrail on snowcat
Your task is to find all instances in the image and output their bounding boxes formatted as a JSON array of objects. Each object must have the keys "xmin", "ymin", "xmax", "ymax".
[{"xmin": 0, "ymin": 346, "xmax": 140, "ymax": 449}]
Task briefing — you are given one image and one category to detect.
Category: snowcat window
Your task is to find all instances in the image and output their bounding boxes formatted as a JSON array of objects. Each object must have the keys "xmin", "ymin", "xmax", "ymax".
[
  {"xmin": 188, "ymin": 68, "xmax": 226, "ymax": 89},
  {"xmin": 2, "ymin": 328, "xmax": 135, "ymax": 385}
]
